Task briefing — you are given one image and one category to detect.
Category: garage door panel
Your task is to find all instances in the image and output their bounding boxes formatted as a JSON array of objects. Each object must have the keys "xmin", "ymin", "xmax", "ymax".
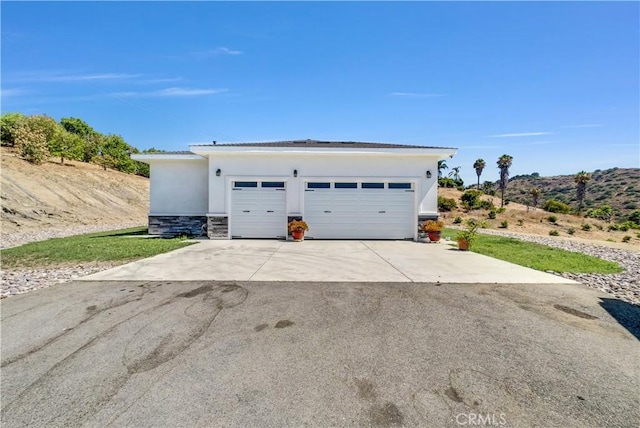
[
  {"xmin": 231, "ymin": 186, "xmax": 286, "ymax": 238},
  {"xmin": 304, "ymin": 183, "xmax": 414, "ymax": 239}
]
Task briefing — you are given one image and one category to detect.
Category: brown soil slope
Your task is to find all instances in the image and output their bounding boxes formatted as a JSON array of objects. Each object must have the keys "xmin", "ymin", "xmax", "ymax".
[{"xmin": 1, "ymin": 148, "xmax": 149, "ymax": 235}]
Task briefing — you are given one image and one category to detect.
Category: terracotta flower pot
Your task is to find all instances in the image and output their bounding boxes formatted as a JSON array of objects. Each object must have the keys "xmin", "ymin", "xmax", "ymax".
[
  {"xmin": 427, "ymin": 231, "xmax": 442, "ymax": 242},
  {"xmin": 458, "ymin": 238, "xmax": 470, "ymax": 251},
  {"xmin": 291, "ymin": 230, "xmax": 305, "ymax": 241}
]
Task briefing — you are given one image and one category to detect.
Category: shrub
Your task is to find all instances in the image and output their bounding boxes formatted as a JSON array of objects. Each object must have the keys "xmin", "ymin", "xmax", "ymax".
[
  {"xmin": 567, "ymin": 227, "xmax": 576, "ymax": 235},
  {"xmin": 544, "ymin": 199, "xmax": 571, "ymax": 214},
  {"xmin": 586, "ymin": 205, "xmax": 614, "ymax": 222},
  {"xmin": 517, "ymin": 219, "xmax": 524, "ymax": 226},
  {"xmin": 581, "ymin": 224, "xmax": 591, "ymax": 231},
  {"xmin": 549, "ymin": 230, "xmax": 560, "ymax": 236},
  {"xmin": 460, "ymin": 190, "xmax": 483, "ymax": 210},
  {"xmin": 453, "ymin": 216, "xmax": 463, "ymax": 224},
  {"xmin": 478, "ymin": 200, "xmax": 495, "ymax": 210},
  {"xmin": 438, "ymin": 196, "xmax": 458, "ymax": 212},
  {"xmin": 622, "ymin": 235, "xmax": 631, "ymax": 243},
  {"xmin": 438, "ymin": 177, "xmax": 459, "ymax": 188},
  {"xmin": 596, "ymin": 224, "xmax": 604, "ymax": 231},
  {"xmin": 488, "ymin": 210, "xmax": 497, "ymax": 219},
  {"xmin": 500, "ymin": 220, "xmax": 508, "ymax": 229},
  {"xmin": 548, "ymin": 215, "xmax": 558, "ymax": 224},
  {"xmin": 618, "ymin": 223, "xmax": 630, "ymax": 232},
  {"xmin": 608, "ymin": 224, "xmax": 619, "ymax": 232},
  {"xmin": 496, "ymin": 207, "xmax": 506, "ymax": 214},
  {"xmin": 628, "ymin": 210, "xmax": 640, "ymax": 225}
]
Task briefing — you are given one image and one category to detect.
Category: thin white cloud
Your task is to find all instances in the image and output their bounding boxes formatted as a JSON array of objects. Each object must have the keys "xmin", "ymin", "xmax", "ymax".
[
  {"xmin": 561, "ymin": 124, "xmax": 603, "ymax": 128},
  {"xmin": 190, "ymin": 47, "xmax": 244, "ymax": 59},
  {"xmin": 110, "ymin": 87, "xmax": 227, "ymax": 98},
  {"xmin": 10, "ymin": 72, "xmax": 140, "ymax": 83},
  {"xmin": 0, "ymin": 87, "xmax": 28, "ymax": 97},
  {"xmin": 489, "ymin": 132, "xmax": 552, "ymax": 138},
  {"xmin": 137, "ymin": 77, "xmax": 184, "ymax": 84},
  {"xmin": 391, "ymin": 92, "xmax": 445, "ymax": 98}
]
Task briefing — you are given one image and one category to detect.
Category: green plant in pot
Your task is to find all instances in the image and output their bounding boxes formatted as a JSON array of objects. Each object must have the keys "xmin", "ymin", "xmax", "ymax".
[
  {"xmin": 288, "ymin": 219, "xmax": 309, "ymax": 241},
  {"xmin": 457, "ymin": 218, "xmax": 482, "ymax": 251},
  {"xmin": 422, "ymin": 220, "xmax": 444, "ymax": 242}
]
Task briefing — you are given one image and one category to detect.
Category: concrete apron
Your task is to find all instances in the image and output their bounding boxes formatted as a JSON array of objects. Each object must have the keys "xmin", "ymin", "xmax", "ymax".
[{"xmin": 82, "ymin": 240, "xmax": 577, "ymax": 284}]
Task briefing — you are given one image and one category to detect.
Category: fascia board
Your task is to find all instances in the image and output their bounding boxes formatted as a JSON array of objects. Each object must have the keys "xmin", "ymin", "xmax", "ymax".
[{"xmin": 131, "ymin": 154, "xmax": 206, "ymax": 163}]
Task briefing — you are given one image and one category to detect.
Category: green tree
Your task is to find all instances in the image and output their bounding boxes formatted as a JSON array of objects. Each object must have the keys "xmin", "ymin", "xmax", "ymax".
[
  {"xmin": 15, "ymin": 125, "xmax": 48, "ymax": 164},
  {"xmin": 438, "ymin": 160, "xmax": 448, "ymax": 179},
  {"xmin": 60, "ymin": 117, "xmax": 104, "ymax": 163},
  {"xmin": 473, "ymin": 158, "xmax": 486, "ymax": 190},
  {"xmin": 497, "ymin": 154, "xmax": 513, "ymax": 207},
  {"xmin": 1, "ymin": 112, "xmax": 26, "ymax": 147},
  {"xmin": 448, "ymin": 166, "xmax": 462, "ymax": 181},
  {"xmin": 60, "ymin": 117, "xmax": 96, "ymax": 138},
  {"xmin": 574, "ymin": 170, "xmax": 592, "ymax": 212},
  {"xmin": 530, "ymin": 187, "xmax": 541, "ymax": 210},
  {"xmin": 100, "ymin": 134, "xmax": 137, "ymax": 173},
  {"xmin": 49, "ymin": 129, "xmax": 84, "ymax": 164},
  {"xmin": 22, "ymin": 115, "xmax": 60, "ymax": 144}
]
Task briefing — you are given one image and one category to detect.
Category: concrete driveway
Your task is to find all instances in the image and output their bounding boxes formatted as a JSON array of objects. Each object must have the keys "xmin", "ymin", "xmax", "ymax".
[
  {"xmin": 83, "ymin": 240, "xmax": 577, "ymax": 284},
  {"xmin": 1, "ymin": 279, "xmax": 638, "ymax": 427}
]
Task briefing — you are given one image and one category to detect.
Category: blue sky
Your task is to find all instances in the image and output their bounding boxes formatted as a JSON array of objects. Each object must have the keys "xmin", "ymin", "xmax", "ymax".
[{"xmin": 2, "ymin": 1, "xmax": 638, "ymax": 185}]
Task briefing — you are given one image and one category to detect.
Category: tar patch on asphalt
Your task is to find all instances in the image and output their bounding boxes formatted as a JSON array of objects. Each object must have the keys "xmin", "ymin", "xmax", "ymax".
[{"xmin": 553, "ymin": 304, "xmax": 599, "ymax": 320}]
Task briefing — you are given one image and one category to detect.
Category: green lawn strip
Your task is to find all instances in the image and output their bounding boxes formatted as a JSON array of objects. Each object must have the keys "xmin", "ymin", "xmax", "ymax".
[
  {"xmin": 1, "ymin": 227, "xmax": 197, "ymax": 269},
  {"xmin": 443, "ymin": 228, "xmax": 623, "ymax": 274}
]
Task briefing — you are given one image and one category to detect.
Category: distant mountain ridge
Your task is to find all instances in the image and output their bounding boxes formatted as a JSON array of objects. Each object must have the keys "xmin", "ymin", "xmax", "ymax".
[{"xmin": 497, "ymin": 168, "xmax": 640, "ymax": 218}]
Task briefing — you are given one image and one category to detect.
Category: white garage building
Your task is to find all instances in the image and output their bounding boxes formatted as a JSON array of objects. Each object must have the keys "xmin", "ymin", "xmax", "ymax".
[{"xmin": 132, "ymin": 140, "xmax": 457, "ymax": 240}]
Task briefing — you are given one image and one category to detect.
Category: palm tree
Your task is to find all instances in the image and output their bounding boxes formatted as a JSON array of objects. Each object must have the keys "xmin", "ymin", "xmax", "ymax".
[
  {"xmin": 574, "ymin": 171, "xmax": 592, "ymax": 212},
  {"xmin": 448, "ymin": 166, "xmax": 462, "ymax": 181},
  {"xmin": 473, "ymin": 158, "xmax": 486, "ymax": 190},
  {"xmin": 438, "ymin": 160, "xmax": 448, "ymax": 178},
  {"xmin": 496, "ymin": 154, "xmax": 513, "ymax": 207},
  {"xmin": 530, "ymin": 187, "xmax": 541, "ymax": 210}
]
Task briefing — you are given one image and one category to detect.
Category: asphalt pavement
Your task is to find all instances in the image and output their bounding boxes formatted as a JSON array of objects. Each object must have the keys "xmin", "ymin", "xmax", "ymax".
[{"xmin": 2, "ymin": 279, "xmax": 638, "ymax": 427}]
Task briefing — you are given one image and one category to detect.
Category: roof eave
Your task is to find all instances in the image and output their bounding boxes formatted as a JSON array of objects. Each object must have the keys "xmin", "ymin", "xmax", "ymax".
[
  {"xmin": 189, "ymin": 145, "xmax": 457, "ymax": 158},
  {"xmin": 131, "ymin": 154, "xmax": 206, "ymax": 163}
]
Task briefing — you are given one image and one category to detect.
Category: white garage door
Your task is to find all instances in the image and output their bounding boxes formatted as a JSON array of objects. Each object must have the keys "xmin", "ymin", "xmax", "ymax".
[
  {"xmin": 230, "ymin": 181, "xmax": 286, "ymax": 238},
  {"xmin": 304, "ymin": 181, "xmax": 415, "ymax": 239}
]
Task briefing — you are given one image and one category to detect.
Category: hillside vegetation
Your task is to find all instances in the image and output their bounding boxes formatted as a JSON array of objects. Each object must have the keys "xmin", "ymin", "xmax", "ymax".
[
  {"xmin": 501, "ymin": 168, "xmax": 640, "ymax": 219},
  {"xmin": 438, "ymin": 187, "xmax": 640, "ymax": 248},
  {"xmin": 1, "ymin": 147, "xmax": 149, "ymax": 235}
]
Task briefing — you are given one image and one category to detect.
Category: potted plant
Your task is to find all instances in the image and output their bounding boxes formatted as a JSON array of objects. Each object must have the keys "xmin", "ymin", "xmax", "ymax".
[
  {"xmin": 422, "ymin": 220, "xmax": 444, "ymax": 242},
  {"xmin": 288, "ymin": 219, "xmax": 309, "ymax": 241},
  {"xmin": 457, "ymin": 218, "xmax": 482, "ymax": 251}
]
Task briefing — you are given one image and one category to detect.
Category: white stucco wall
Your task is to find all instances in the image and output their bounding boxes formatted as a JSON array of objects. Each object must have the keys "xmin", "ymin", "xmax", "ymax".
[
  {"xmin": 149, "ymin": 159, "xmax": 208, "ymax": 215},
  {"xmin": 206, "ymin": 153, "xmax": 440, "ymax": 215}
]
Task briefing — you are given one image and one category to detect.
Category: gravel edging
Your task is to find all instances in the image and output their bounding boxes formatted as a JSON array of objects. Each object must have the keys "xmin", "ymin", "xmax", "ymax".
[
  {"xmin": 470, "ymin": 228, "xmax": 640, "ymax": 306},
  {"xmin": 1, "ymin": 223, "xmax": 145, "ymax": 298}
]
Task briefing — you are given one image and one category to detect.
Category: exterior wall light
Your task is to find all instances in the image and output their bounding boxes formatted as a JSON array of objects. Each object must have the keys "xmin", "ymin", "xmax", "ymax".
[
  {"xmin": 293, "ymin": 169, "xmax": 298, "ymax": 177},
  {"xmin": 216, "ymin": 168, "xmax": 221, "ymax": 177},
  {"xmin": 426, "ymin": 170, "xmax": 432, "ymax": 178}
]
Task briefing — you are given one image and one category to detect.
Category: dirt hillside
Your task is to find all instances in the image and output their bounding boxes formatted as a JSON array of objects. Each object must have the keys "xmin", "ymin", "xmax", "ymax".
[
  {"xmin": 1, "ymin": 147, "xmax": 149, "ymax": 235},
  {"xmin": 439, "ymin": 188, "xmax": 640, "ymax": 250}
]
